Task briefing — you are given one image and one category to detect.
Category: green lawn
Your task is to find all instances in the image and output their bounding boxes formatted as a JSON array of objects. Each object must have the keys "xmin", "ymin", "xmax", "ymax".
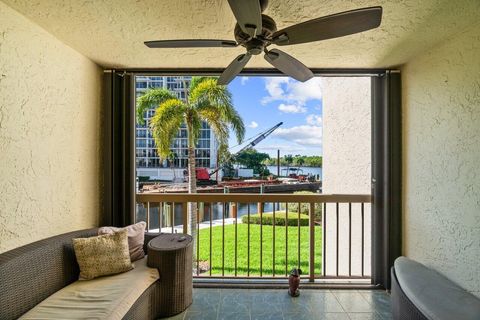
[{"xmin": 197, "ymin": 223, "xmax": 322, "ymax": 276}]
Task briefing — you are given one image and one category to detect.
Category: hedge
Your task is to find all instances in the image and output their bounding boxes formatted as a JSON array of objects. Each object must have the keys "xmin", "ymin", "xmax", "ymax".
[
  {"xmin": 282, "ymin": 191, "xmax": 322, "ymax": 220},
  {"xmin": 241, "ymin": 212, "xmax": 309, "ymax": 226}
]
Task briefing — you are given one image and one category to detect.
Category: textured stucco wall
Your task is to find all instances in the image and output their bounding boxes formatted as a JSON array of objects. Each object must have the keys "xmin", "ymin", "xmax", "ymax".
[
  {"xmin": 0, "ymin": 2, "xmax": 103, "ymax": 253},
  {"xmin": 322, "ymin": 77, "xmax": 371, "ymax": 276},
  {"xmin": 402, "ymin": 23, "xmax": 480, "ymax": 297}
]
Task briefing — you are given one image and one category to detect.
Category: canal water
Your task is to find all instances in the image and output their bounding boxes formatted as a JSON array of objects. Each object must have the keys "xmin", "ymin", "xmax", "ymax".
[
  {"xmin": 137, "ymin": 166, "xmax": 322, "ymax": 228},
  {"xmin": 136, "ymin": 202, "xmax": 287, "ymax": 229}
]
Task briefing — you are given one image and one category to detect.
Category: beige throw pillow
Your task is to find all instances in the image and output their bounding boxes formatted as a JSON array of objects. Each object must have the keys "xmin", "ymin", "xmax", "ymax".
[
  {"xmin": 73, "ymin": 229, "xmax": 133, "ymax": 280},
  {"xmin": 98, "ymin": 221, "xmax": 146, "ymax": 262}
]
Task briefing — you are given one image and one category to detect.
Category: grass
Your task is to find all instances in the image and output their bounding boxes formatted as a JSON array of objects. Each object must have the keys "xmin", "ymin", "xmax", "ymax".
[{"xmin": 197, "ymin": 223, "xmax": 322, "ymax": 276}]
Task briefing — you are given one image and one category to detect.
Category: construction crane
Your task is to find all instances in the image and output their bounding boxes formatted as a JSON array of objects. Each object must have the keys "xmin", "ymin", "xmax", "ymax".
[{"xmin": 194, "ymin": 122, "xmax": 283, "ymax": 182}]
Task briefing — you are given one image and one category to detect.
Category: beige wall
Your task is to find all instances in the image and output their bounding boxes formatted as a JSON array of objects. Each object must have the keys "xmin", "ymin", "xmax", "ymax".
[
  {"xmin": 322, "ymin": 77, "xmax": 372, "ymax": 276},
  {"xmin": 402, "ymin": 23, "xmax": 480, "ymax": 297},
  {"xmin": 0, "ymin": 2, "xmax": 103, "ymax": 253}
]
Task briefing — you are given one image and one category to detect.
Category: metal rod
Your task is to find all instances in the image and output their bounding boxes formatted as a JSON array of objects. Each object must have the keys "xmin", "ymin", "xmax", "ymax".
[
  {"xmin": 272, "ymin": 203, "xmax": 276, "ymax": 277},
  {"xmin": 247, "ymin": 203, "xmax": 250, "ymax": 277},
  {"xmin": 158, "ymin": 202, "xmax": 162, "ymax": 231},
  {"xmin": 336, "ymin": 202, "xmax": 339, "ymax": 277},
  {"xmin": 323, "ymin": 202, "xmax": 326, "ymax": 276},
  {"xmin": 222, "ymin": 202, "xmax": 225, "ymax": 277},
  {"xmin": 349, "ymin": 202, "xmax": 352, "ymax": 277},
  {"xmin": 361, "ymin": 202, "xmax": 364, "ymax": 277},
  {"xmin": 197, "ymin": 203, "xmax": 200, "ymax": 276},
  {"xmin": 146, "ymin": 202, "xmax": 150, "ymax": 231},
  {"xmin": 171, "ymin": 202, "xmax": 175, "ymax": 233},
  {"xmin": 209, "ymin": 203, "xmax": 212, "ymax": 276},
  {"xmin": 309, "ymin": 202, "xmax": 315, "ymax": 282},
  {"xmin": 182, "ymin": 202, "xmax": 188, "ymax": 234},
  {"xmin": 285, "ymin": 202, "xmax": 288, "ymax": 276},
  {"xmin": 298, "ymin": 202, "xmax": 301, "ymax": 269},
  {"xmin": 235, "ymin": 202, "xmax": 238, "ymax": 277},
  {"xmin": 259, "ymin": 202, "xmax": 263, "ymax": 277}
]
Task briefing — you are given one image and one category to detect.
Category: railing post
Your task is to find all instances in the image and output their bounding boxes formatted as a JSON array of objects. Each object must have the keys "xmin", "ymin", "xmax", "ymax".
[
  {"xmin": 146, "ymin": 202, "xmax": 150, "ymax": 232},
  {"xmin": 309, "ymin": 202, "xmax": 315, "ymax": 282},
  {"xmin": 182, "ymin": 202, "xmax": 188, "ymax": 234}
]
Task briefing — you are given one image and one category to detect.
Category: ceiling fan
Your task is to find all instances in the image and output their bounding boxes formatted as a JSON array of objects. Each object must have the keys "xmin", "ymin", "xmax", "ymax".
[{"xmin": 144, "ymin": 0, "xmax": 382, "ymax": 85}]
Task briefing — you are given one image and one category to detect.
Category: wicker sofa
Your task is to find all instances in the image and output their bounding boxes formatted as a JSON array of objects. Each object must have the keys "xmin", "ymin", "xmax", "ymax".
[{"xmin": 0, "ymin": 228, "xmax": 168, "ymax": 320}]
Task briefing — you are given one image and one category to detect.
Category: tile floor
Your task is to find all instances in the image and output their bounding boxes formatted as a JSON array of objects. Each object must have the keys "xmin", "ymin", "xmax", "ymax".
[{"xmin": 166, "ymin": 288, "xmax": 392, "ymax": 320}]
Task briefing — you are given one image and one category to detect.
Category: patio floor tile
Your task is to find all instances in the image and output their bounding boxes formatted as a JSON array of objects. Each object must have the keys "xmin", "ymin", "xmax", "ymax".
[{"xmin": 165, "ymin": 288, "xmax": 392, "ymax": 320}]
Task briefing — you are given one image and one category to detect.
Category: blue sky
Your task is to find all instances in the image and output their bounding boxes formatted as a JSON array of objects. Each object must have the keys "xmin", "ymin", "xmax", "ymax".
[{"xmin": 226, "ymin": 76, "xmax": 323, "ymax": 157}]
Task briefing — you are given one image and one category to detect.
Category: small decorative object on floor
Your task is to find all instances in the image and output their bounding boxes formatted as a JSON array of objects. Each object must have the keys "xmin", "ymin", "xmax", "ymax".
[{"xmin": 288, "ymin": 268, "xmax": 302, "ymax": 297}]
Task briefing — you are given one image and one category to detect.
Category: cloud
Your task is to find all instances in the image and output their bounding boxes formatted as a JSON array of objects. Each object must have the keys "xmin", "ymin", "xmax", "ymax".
[
  {"xmin": 278, "ymin": 104, "xmax": 307, "ymax": 114},
  {"xmin": 255, "ymin": 144, "xmax": 306, "ymax": 153},
  {"xmin": 272, "ymin": 125, "xmax": 322, "ymax": 147},
  {"xmin": 248, "ymin": 121, "xmax": 258, "ymax": 128},
  {"xmin": 306, "ymin": 114, "xmax": 322, "ymax": 125},
  {"xmin": 262, "ymin": 77, "xmax": 322, "ymax": 106},
  {"xmin": 240, "ymin": 77, "xmax": 249, "ymax": 85}
]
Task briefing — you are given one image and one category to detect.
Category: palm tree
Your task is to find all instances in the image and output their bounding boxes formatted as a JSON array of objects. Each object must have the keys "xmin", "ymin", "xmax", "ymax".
[{"xmin": 136, "ymin": 77, "xmax": 245, "ymax": 248}]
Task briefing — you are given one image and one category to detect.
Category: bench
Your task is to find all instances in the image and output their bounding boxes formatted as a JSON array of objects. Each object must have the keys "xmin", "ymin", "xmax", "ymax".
[
  {"xmin": 0, "ymin": 229, "xmax": 176, "ymax": 319},
  {"xmin": 391, "ymin": 256, "xmax": 480, "ymax": 320}
]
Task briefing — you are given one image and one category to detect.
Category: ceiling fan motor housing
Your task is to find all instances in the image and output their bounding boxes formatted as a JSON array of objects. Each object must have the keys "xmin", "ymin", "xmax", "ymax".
[{"xmin": 234, "ymin": 14, "xmax": 277, "ymax": 55}]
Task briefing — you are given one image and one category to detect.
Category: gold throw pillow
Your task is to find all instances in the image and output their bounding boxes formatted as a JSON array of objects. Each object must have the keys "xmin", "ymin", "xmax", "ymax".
[
  {"xmin": 98, "ymin": 221, "xmax": 146, "ymax": 262},
  {"xmin": 73, "ymin": 229, "xmax": 133, "ymax": 280}
]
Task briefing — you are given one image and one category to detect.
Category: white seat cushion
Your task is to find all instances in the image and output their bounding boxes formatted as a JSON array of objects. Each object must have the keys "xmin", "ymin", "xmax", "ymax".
[
  {"xmin": 395, "ymin": 256, "xmax": 480, "ymax": 320},
  {"xmin": 20, "ymin": 257, "xmax": 159, "ymax": 320}
]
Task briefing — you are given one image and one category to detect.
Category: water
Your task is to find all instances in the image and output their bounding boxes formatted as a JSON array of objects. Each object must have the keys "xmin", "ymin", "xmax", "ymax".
[
  {"xmin": 136, "ymin": 202, "xmax": 283, "ymax": 229},
  {"xmin": 266, "ymin": 166, "xmax": 322, "ymax": 178}
]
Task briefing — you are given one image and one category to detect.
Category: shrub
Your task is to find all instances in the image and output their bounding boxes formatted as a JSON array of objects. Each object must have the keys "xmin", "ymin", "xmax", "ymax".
[
  {"xmin": 241, "ymin": 212, "xmax": 309, "ymax": 226},
  {"xmin": 281, "ymin": 191, "xmax": 322, "ymax": 221}
]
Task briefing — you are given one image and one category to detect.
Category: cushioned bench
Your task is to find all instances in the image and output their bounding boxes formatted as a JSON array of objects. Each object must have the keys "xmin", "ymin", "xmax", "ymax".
[
  {"xmin": 0, "ymin": 229, "xmax": 173, "ymax": 320},
  {"xmin": 20, "ymin": 257, "xmax": 159, "ymax": 319},
  {"xmin": 391, "ymin": 256, "xmax": 480, "ymax": 320}
]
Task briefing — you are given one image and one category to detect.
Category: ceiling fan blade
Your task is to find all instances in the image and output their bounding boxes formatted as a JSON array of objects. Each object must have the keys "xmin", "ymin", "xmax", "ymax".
[
  {"xmin": 218, "ymin": 53, "xmax": 252, "ymax": 85},
  {"xmin": 264, "ymin": 49, "xmax": 313, "ymax": 82},
  {"xmin": 227, "ymin": 0, "xmax": 263, "ymax": 37},
  {"xmin": 271, "ymin": 6, "xmax": 382, "ymax": 46},
  {"xmin": 144, "ymin": 39, "xmax": 238, "ymax": 48}
]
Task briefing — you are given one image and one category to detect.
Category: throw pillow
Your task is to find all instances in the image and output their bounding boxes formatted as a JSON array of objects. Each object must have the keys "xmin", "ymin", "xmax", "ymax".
[
  {"xmin": 98, "ymin": 221, "xmax": 146, "ymax": 261},
  {"xmin": 73, "ymin": 229, "xmax": 133, "ymax": 280}
]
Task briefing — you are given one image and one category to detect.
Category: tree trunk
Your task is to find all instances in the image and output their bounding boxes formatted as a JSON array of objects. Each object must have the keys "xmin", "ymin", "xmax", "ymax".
[{"xmin": 187, "ymin": 124, "xmax": 197, "ymax": 260}]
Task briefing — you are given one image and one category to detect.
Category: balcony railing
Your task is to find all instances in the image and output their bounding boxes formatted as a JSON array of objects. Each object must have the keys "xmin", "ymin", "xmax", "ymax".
[{"xmin": 136, "ymin": 193, "xmax": 371, "ymax": 281}]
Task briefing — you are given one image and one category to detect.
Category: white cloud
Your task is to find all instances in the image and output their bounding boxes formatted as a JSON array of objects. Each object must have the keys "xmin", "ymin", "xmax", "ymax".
[
  {"xmin": 240, "ymin": 77, "xmax": 249, "ymax": 85},
  {"xmin": 255, "ymin": 144, "xmax": 306, "ymax": 153},
  {"xmin": 272, "ymin": 125, "xmax": 322, "ymax": 147},
  {"xmin": 248, "ymin": 121, "xmax": 258, "ymax": 128},
  {"xmin": 262, "ymin": 77, "xmax": 322, "ymax": 106},
  {"xmin": 306, "ymin": 114, "xmax": 322, "ymax": 125},
  {"xmin": 278, "ymin": 104, "xmax": 307, "ymax": 114}
]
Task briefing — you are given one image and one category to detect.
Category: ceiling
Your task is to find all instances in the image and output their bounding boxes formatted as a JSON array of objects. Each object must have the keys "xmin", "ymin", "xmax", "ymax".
[{"xmin": 3, "ymin": 0, "xmax": 479, "ymax": 69}]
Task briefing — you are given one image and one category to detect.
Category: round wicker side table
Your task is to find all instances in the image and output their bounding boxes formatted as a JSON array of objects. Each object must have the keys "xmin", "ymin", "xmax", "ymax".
[{"xmin": 147, "ymin": 233, "xmax": 193, "ymax": 317}]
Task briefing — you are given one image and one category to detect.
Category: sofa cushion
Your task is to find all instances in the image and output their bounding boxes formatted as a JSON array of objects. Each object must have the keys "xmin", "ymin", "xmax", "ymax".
[
  {"xmin": 98, "ymin": 221, "xmax": 146, "ymax": 262},
  {"xmin": 19, "ymin": 257, "xmax": 159, "ymax": 320},
  {"xmin": 394, "ymin": 256, "xmax": 480, "ymax": 320},
  {"xmin": 73, "ymin": 229, "xmax": 133, "ymax": 280}
]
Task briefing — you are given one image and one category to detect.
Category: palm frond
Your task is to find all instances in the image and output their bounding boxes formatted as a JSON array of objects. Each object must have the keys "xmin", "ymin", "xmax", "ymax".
[
  {"xmin": 150, "ymin": 99, "xmax": 186, "ymax": 157},
  {"xmin": 189, "ymin": 76, "xmax": 218, "ymax": 94},
  {"xmin": 136, "ymin": 88, "xmax": 177, "ymax": 125},
  {"xmin": 191, "ymin": 78, "xmax": 245, "ymax": 144}
]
